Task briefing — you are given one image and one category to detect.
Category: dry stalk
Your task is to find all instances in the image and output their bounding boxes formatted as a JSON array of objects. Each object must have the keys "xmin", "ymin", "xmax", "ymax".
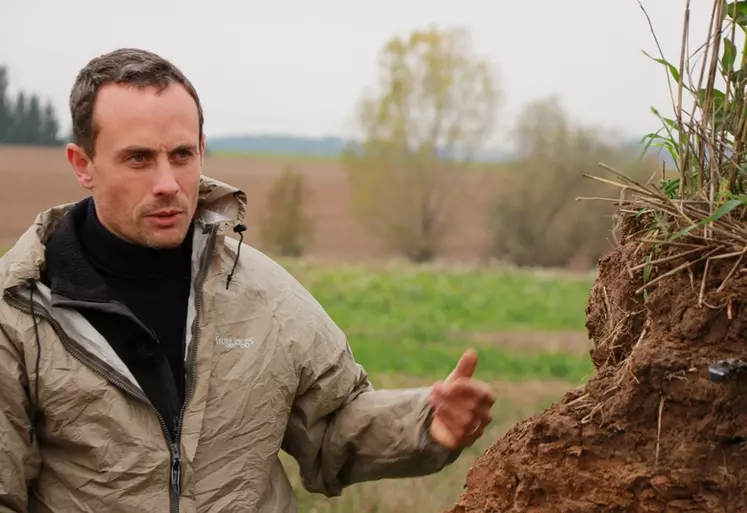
[
  {"xmin": 716, "ymin": 245, "xmax": 747, "ymax": 292},
  {"xmin": 632, "ymin": 326, "xmax": 647, "ymax": 353},
  {"xmin": 566, "ymin": 393, "xmax": 591, "ymax": 406},
  {"xmin": 575, "ymin": 196, "xmax": 622, "ymax": 203},
  {"xmin": 708, "ymin": 249, "xmax": 746, "ymax": 260},
  {"xmin": 676, "ymin": 0, "xmax": 691, "ymax": 196},
  {"xmin": 655, "ymin": 394, "xmax": 665, "ymax": 467},
  {"xmin": 639, "ymin": 238, "xmax": 701, "ymax": 248},
  {"xmin": 613, "ymin": 327, "xmax": 647, "ymax": 389},
  {"xmin": 635, "ymin": 245, "xmax": 724, "ymax": 295},
  {"xmin": 603, "ymin": 385, "xmax": 620, "ymax": 397},
  {"xmin": 638, "ymin": 0, "xmax": 679, "ymax": 135},
  {"xmin": 629, "ymin": 245, "xmax": 709, "ymax": 271},
  {"xmin": 602, "ymin": 315, "xmax": 633, "ymax": 367},
  {"xmin": 602, "ymin": 285, "xmax": 611, "ymax": 319},
  {"xmin": 699, "ymin": 255, "xmax": 712, "ymax": 306},
  {"xmin": 687, "ymin": 265, "xmax": 696, "ymax": 291},
  {"xmin": 580, "ymin": 403, "xmax": 604, "ymax": 425}
]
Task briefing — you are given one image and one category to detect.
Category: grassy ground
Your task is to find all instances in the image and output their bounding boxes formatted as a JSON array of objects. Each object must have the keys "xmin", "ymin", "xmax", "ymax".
[{"xmin": 280, "ymin": 259, "xmax": 596, "ymax": 383}]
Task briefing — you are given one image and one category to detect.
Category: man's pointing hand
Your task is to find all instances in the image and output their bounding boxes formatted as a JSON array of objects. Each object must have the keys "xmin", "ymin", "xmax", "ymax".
[{"xmin": 428, "ymin": 349, "xmax": 496, "ymax": 450}]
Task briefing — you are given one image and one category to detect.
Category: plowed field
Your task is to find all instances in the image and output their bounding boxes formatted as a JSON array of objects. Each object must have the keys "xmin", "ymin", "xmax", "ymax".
[{"xmin": 0, "ymin": 145, "xmax": 493, "ymax": 261}]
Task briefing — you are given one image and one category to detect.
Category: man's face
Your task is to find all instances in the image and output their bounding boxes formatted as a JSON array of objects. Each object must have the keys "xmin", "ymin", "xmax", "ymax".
[{"xmin": 67, "ymin": 83, "xmax": 203, "ymax": 249}]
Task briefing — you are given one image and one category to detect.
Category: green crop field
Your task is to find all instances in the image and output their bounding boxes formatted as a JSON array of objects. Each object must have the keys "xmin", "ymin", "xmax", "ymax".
[{"xmin": 280, "ymin": 259, "xmax": 596, "ymax": 384}]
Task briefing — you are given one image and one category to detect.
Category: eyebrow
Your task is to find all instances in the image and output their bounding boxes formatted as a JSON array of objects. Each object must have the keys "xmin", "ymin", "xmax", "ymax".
[{"xmin": 115, "ymin": 144, "xmax": 199, "ymax": 159}]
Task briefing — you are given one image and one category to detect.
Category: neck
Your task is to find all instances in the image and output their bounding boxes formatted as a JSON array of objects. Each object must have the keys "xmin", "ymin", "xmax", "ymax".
[{"xmin": 78, "ymin": 198, "xmax": 194, "ymax": 280}]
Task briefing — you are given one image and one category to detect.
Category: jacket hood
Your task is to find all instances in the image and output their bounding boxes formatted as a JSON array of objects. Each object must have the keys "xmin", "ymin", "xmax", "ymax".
[{"xmin": 0, "ymin": 175, "xmax": 247, "ymax": 293}]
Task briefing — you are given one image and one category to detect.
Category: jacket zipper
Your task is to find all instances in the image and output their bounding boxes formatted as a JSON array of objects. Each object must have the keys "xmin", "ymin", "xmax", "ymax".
[
  {"xmin": 3, "ymin": 223, "xmax": 219, "ymax": 513},
  {"xmin": 168, "ymin": 224, "xmax": 217, "ymax": 511}
]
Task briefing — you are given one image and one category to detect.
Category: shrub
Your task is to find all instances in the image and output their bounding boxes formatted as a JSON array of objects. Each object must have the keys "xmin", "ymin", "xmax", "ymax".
[
  {"xmin": 485, "ymin": 97, "xmax": 657, "ymax": 269},
  {"xmin": 258, "ymin": 165, "xmax": 314, "ymax": 257}
]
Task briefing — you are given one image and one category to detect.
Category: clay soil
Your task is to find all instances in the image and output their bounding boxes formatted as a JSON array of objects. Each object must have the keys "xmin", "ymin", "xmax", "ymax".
[
  {"xmin": 447, "ymin": 218, "xmax": 747, "ymax": 512},
  {"xmin": 0, "ymin": 145, "xmax": 492, "ymax": 261}
]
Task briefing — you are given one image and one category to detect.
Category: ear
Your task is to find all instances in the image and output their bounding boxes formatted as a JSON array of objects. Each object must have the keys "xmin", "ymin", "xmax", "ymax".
[
  {"xmin": 199, "ymin": 134, "xmax": 206, "ymax": 164},
  {"xmin": 67, "ymin": 143, "xmax": 94, "ymax": 190}
]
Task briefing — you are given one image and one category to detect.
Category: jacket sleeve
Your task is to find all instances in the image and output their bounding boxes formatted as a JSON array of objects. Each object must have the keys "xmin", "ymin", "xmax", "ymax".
[
  {"xmin": 0, "ymin": 323, "xmax": 41, "ymax": 512},
  {"xmin": 281, "ymin": 322, "xmax": 462, "ymax": 497}
]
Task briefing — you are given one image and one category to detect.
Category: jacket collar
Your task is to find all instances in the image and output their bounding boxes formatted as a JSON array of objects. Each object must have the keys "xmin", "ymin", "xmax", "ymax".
[
  {"xmin": 44, "ymin": 197, "xmax": 110, "ymax": 303},
  {"xmin": 0, "ymin": 175, "xmax": 247, "ymax": 294}
]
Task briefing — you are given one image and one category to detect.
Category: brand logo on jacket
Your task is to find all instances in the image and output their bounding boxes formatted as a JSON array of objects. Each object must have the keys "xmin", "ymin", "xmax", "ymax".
[{"xmin": 217, "ymin": 337, "xmax": 255, "ymax": 349}]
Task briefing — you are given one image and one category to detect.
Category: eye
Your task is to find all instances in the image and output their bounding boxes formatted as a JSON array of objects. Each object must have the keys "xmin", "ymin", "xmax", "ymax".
[
  {"xmin": 127, "ymin": 152, "xmax": 149, "ymax": 165},
  {"xmin": 172, "ymin": 148, "xmax": 195, "ymax": 163}
]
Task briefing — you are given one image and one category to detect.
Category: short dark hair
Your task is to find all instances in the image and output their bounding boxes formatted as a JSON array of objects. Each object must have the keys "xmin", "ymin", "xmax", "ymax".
[{"xmin": 69, "ymin": 47, "xmax": 204, "ymax": 157}]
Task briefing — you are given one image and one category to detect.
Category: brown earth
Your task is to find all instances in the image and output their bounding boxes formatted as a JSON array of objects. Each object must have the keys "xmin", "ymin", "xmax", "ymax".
[
  {"xmin": 446, "ymin": 217, "xmax": 747, "ymax": 512},
  {"xmin": 0, "ymin": 145, "xmax": 493, "ymax": 261}
]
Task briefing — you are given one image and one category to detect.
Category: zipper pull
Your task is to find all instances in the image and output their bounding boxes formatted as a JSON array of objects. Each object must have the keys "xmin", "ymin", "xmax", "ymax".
[{"xmin": 171, "ymin": 442, "xmax": 181, "ymax": 498}]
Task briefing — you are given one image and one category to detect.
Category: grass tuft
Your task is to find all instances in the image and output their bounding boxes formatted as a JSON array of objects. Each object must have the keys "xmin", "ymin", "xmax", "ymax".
[{"xmin": 584, "ymin": 0, "xmax": 747, "ymax": 296}]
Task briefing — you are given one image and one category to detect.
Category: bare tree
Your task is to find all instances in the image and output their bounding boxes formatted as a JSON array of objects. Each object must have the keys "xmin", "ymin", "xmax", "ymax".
[
  {"xmin": 259, "ymin": 165, "xmax": 315, "ymax": 258},
  {"xmin": 342, "ymin": 26, "xmax": 499, "ymax": 262}
]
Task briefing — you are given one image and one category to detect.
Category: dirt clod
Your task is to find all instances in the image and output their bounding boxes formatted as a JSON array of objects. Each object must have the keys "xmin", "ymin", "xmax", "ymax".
[{"xmin": 446, "ymin": 237, "xmax": 747, "ymax": 513}]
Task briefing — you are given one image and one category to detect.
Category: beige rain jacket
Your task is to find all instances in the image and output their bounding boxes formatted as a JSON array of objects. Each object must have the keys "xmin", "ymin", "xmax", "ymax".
[{"xmin": 0, "ymin": 176, "xmax": 459, "ymax": 513}]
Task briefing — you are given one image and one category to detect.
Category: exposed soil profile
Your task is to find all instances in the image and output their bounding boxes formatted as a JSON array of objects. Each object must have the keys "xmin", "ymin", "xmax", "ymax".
[{"xmin": 446, "ymin": 216, "xmax": 747, "ymax": 512}]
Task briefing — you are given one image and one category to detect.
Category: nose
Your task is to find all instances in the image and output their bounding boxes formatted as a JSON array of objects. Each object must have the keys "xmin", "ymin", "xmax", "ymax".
[{"xmin": 152, "ymin": 158, "xmax": 180, "ymax": 196}]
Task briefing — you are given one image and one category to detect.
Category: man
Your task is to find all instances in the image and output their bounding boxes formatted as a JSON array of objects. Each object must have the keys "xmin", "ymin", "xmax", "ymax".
[{"xmin": 0, "ymin": 48, "xmax": 495, "ymax": 512}]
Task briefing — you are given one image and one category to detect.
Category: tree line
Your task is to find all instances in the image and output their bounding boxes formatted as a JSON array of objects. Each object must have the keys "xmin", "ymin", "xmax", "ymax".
[{"xmin": 0, "ymin": 66, "xmax": 62, "ymax": 146}]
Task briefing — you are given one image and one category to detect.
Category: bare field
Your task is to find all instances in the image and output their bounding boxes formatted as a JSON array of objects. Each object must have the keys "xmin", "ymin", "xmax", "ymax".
[{"xmin": 0, "ymin": 145, "xmax": 494, "ymax": 262}]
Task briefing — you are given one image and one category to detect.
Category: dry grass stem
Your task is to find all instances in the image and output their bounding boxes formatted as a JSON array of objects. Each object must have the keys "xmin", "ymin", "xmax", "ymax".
[
  {"xmin": 655, "ymin": 395, "xmax": 665, "ymax": 466},
  {"xmin": 629, "ymin": 245, "xmax": 709, "ymax": 271},
  {"xmin": 699, "ymin": 256, "xmax": 712, "ymax": 306},
  {"xmin": 635, "ymin": 246, "xmax": 723, "ymax": 295},
  {"xmin": 717, "ymin": 246, "xmax": 747, "ymax": 292}
]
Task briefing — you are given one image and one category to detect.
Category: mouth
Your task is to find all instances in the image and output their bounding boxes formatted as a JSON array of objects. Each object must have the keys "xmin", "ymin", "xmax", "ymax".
[
  {"xmin": 149, "ymin": 209, "xmax": 183, "ymax": 217},
  {"xmin": 146, "ymin": 209, "xmax": 185, "ymax": 227}
]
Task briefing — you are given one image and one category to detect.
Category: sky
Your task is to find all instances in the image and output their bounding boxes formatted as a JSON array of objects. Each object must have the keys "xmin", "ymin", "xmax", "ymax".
[{"xmin": 0, "ymin": 0, "xmax": 716, "ymax": 150}]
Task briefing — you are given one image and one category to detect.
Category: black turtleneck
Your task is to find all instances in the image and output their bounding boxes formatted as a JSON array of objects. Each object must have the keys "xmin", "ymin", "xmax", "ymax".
[{"xmin": 77, "ymin": 200, "xmax": 194, "ymax": 401}]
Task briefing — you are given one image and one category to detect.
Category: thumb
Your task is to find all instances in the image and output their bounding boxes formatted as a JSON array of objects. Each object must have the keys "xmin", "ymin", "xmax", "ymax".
[{"xmin": 447, "ymin": 348, "xmax": 478, "ymax": 382}]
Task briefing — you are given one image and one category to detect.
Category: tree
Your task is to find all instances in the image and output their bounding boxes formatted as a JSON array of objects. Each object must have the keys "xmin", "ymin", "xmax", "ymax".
[
  {"xmin": 7, "ymin": 91, "xmax": 27, "ymax": 144},
  {"xmin": 485, "ymin": 97, "xmax": 657, "ymax": 269},
  {"xmin": 40, "ymin": 99, "xmax": 60, "ymax": 145},
  {"xmin": 342, "ymin": 26, "xmax": 499, "ymax": 262},
  {"xmin": 258, "ymin": 165, "xmax": 315, "ymax": 258},
  {"xmin": 0, "ymin": 65, "xmax": 62, "ymax": 146},
  {"xmin": 26, "ymin": 94, "xmax": 42, "ymax": 142},
  {"xmin": 0, "ymin": 66, "xmax": 10, "ymax": 142}
]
